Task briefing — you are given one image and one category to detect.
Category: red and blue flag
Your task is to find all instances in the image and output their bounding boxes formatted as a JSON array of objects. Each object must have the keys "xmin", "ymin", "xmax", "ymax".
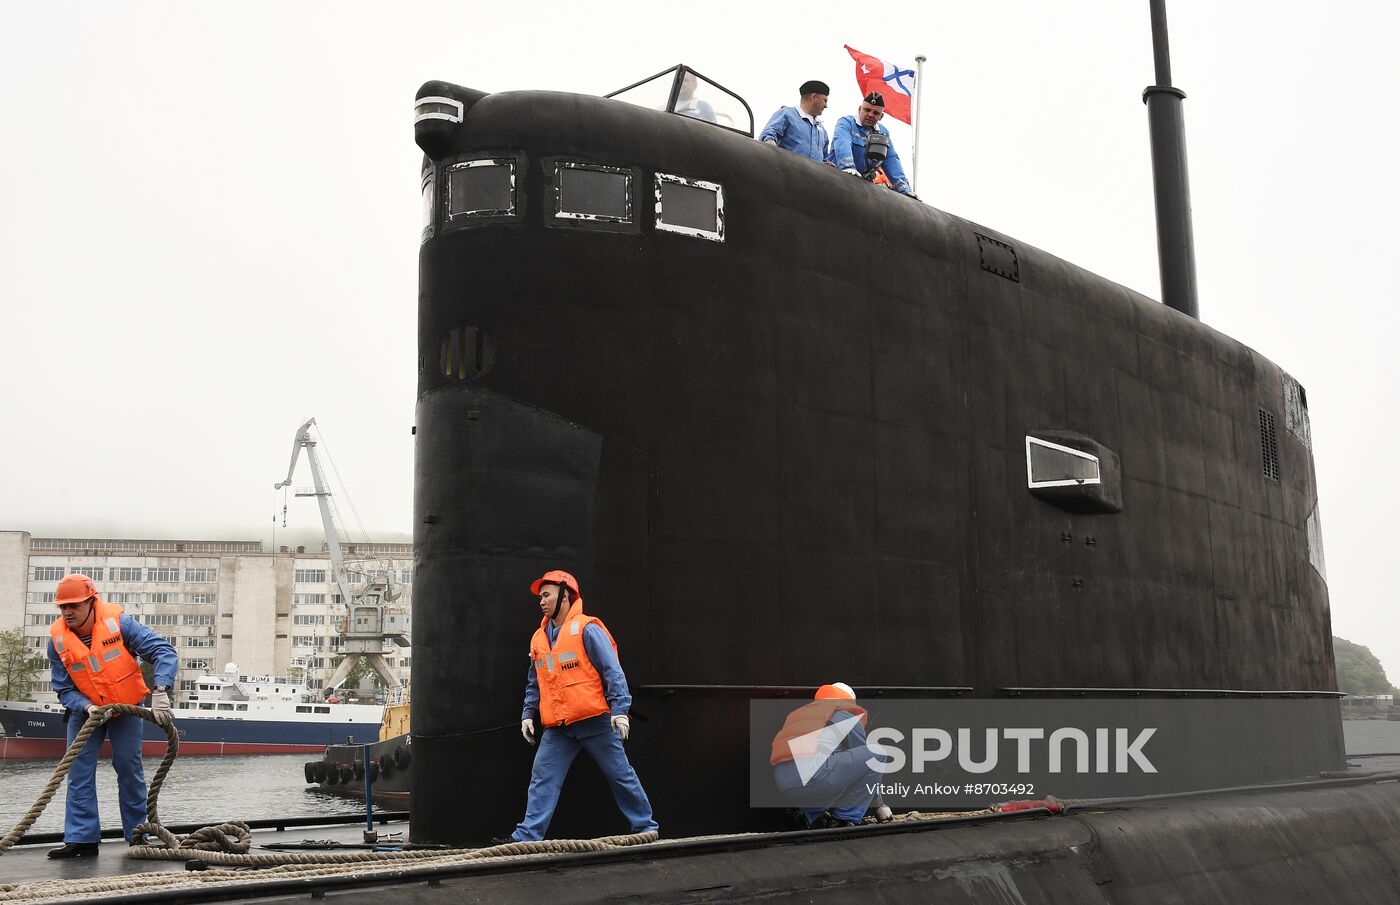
[{"xmin": 844, "ymin": 44, "xmax": 915, "ymax": 125}]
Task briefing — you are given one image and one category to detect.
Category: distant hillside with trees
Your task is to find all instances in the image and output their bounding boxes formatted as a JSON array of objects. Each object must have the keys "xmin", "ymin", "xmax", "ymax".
[{"xmin": 1334, "ymin": 637, "xmax": 1398, "ymax": 696}]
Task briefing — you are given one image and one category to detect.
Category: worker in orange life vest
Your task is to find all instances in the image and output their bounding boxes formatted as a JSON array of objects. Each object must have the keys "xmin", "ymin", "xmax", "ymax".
[
  {"xmin": 44, "ymin": 573, "xmax": 178, "ymax": 858},
  {"xmin": 770, "ymin": 682, "xmax": 894, "ymax": 828},
  {"xmin": 508, "ymin": 570, "xmax": 658, "ymax": 841}
]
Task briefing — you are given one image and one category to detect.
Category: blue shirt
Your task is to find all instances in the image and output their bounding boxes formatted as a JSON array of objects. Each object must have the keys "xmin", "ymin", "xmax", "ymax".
[
  {"xmin": 48, "ymin": 613, "xmax": 180, "ymax": 713},
  {"xmin": 521, "ymin": 621, "xmax": 631, "ymax": 721},
  {"xmin": 759, "ymin": 106, "xmax": 830, "ymax": 163},
  {"xmin": 830, "ymin": 115, "xmax": 913, "ymax": 195}
]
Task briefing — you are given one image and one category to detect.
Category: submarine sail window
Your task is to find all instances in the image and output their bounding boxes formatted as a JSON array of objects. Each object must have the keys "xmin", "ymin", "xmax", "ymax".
[
  {"xmin": 446, "ymin": 159, "xmax": 515, "ymax": 219},
  {"xmin": 1025, "ymin": 437, "xmax": 1101, "ymax": 488},
  {"xmin": 655, "ymin": 173, "xmax": 724, "ymax": 242},
  {"xmin": 606, "ymin": 65, "xmax": 755, "ymax": 137},
  {"xmin": 420, "ymin": 166, "xmax": 434, "ymax": 240},
  {"xmin": 554, "ymin": 162, "xmax": 632, "ymax": 222}
]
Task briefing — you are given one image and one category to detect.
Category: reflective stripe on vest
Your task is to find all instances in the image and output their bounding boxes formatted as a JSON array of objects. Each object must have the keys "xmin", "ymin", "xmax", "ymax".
[
  {"xmin": 529, "ymin": 601, "xmax": 616, "ymax": 727},
  {"xmin": 48, "ymin": 599, "xmax": 150, "ymax": 707}
]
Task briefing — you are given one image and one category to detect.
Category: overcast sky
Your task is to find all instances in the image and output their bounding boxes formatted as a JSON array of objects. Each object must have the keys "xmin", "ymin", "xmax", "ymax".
[{"xmin": 2, "ymin": 2, "xmax": 1396, "ymax": 676}]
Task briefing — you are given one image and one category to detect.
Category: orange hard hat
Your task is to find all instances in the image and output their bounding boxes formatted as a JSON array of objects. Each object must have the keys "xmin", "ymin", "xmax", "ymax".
[
  {"xmin": 55, "ymin": 573, "xmax": 98, "ymax": 605},
  {"xmin": 530, "ymin": 570, "xmax": 581, "ymax": 598},
  {"xmin": 814, "ymin": 682, "xmax": 856, "ymax": 701}
]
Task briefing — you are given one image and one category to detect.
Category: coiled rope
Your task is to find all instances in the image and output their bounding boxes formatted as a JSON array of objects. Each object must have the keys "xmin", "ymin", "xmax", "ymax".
[
  {"xmin": 0, "ymin": 704, "xmax": 658, "ymax": 903},
  {"xmin": 0, "ymin": 702, "xmax": 179, "ymax": 856}
]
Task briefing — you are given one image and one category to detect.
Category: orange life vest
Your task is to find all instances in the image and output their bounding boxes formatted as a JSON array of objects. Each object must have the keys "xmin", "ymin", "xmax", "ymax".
[
  {"xmin": 770, "ymin": 699, "xmax": 868, "ymax": 766},
  {"xmin": 49, "ymin": 599, "xmax": 150, "ymax": 707},
  {"xmin": 529, "ymin": 598, "xmax": 617, "ymax": 727}
]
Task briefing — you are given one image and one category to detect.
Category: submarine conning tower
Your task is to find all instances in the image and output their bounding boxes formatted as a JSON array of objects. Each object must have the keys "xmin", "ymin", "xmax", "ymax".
[{"xmin": 409, "ymin": 74, "xmax": 1340, "ymax": 846}]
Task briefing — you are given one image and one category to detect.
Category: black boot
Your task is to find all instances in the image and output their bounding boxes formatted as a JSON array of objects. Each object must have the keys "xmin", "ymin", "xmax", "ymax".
[{"xmin": 48, "ymin": 842, "xmax": 100, "ymax": 858}]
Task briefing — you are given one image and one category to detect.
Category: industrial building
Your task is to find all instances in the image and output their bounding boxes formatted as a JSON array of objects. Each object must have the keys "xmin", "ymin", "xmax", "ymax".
[{"xmin": 0, "ymin": 531, "xmax": 412, "ymax": 703}]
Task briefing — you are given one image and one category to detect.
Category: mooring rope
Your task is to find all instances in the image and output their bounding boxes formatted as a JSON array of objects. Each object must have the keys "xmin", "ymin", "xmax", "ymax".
[
  {"xmin": 0, "ymin": 703, "xmax": 179, "ymax": 856},
  {"xmin": 1, "ymin": 706, "xmax": 990, "ymax": 903},
  {"xmin": 0, "ymin": 704, "xmax": 660, "ymax": 902}
]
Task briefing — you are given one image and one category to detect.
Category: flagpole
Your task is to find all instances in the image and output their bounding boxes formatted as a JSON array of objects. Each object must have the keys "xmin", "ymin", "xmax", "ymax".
[{"xmin": 911, "ymin": 54, "xmax": 926, "ymax": 195}]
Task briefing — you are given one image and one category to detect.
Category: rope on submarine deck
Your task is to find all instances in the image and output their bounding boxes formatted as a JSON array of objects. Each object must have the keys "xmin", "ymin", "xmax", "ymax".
[
  {"xmin": 0, "ymin": 704, "xmax": 983, "ymax": 903},
  {"xmin": 0, "ymin": 703, "xmax": 659, "ymax": 902}
]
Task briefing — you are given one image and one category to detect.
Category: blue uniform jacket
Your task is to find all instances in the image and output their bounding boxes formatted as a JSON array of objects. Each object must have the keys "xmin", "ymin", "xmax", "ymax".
[
  {"xmin": 48, "ymin": 614, "xmax": 180, "ymax": 713},
  {"xmin": 759, "ymin": 106, "xmax": 831, "ymax": 163},
  {"xmin": 831, "ymin": 115, "xmax": 913, "ymax": 195}
]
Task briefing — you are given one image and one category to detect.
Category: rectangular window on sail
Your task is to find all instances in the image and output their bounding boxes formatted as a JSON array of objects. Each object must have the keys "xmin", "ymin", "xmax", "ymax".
[
  {"xmin": 1025, "ymin": 436, "xmax": 1101, "ymax": 488},
  {"xmin": 447, "ymin": 159, "xmax": 515, "ymax": 218},
  {"xmin": 555, "ymin": 162, "xmax": 632, "ymax": 222},
  {"xmin": 655, "ymin": 173, "xmax": 724, "ymax": 242}
]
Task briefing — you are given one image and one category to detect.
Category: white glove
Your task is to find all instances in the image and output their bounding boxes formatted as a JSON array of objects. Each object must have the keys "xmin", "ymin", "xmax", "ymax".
[
  {"xmin": 842, "ymin": 167, "xmax": 861, "ymax": 176},
  {"xmin": 521, "ymin": 718, "xmax": 536, "ymax": 745},
  {"xmin": 611, "ymin": 714, "xmax": 630, "ymax": 741},
  {"xmin": 763, "ymin": 139, "xmax": 778, "ymax": 146},
  {"xmin": 875, "ymin": 805, "xmax": 893, "ymax": 823},
  {"xmin": 84, "ymin": 704, "xmax": 108, "ymax": 724},
  {"xmin": 151, "ymin": 690, "xmax": 173, "ymax": 727}
]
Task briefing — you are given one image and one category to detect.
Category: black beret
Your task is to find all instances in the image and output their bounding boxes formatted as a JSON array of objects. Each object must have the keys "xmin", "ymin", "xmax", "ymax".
[
  {"xmin": 863, "ymin": 91, "xmax": 885, "ymax": 107},
  {"xmin": 799, "ymin": 80, "xmax": 830, "ymax": 97}
]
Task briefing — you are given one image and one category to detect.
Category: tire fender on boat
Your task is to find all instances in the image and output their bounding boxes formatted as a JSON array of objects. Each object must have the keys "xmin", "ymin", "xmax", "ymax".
[{"xmin": 393, "ymin": 745, "xmax": 411, "ymax": 769}]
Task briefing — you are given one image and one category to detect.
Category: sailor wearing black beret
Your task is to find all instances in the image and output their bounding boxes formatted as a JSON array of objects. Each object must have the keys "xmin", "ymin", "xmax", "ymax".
[
  {"xmin": 758, "ymin": 79, "xmax": 833, "ymax": 164},
  {"xmin": 831, "ymin": 91, "xmax": 916, "ymax": 196}
]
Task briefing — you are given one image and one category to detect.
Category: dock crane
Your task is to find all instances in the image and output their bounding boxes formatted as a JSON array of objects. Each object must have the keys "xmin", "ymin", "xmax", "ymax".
[{"xmin": 274, "ymin": 418, "xmax": 408, "ymax": 693}]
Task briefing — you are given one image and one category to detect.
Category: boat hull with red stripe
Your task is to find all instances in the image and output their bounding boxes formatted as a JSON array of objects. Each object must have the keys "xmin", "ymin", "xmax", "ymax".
[{"xmin": 0, "ymin": 701, "xmax": 382, "ymax": 759}]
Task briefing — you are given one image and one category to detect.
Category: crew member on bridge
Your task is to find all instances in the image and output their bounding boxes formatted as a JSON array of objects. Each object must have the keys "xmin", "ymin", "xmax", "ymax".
[
  {"xmin": 831, "ymin": 92, "xmax": 915, "ymax": 196},
  {"xmin": 45, "ymin": 573, "xmax": 178, "ymax": 858},
  {"xmin": 770, "ymin": 682, "xmax": 894, "ymax": 828},
  {"xmin": 509, "ymin": 570, "xmax": 657, "ymax": 841},
  {"xmin": 759, "ymin": 80, "xmax": 833, "ymax": 163}
]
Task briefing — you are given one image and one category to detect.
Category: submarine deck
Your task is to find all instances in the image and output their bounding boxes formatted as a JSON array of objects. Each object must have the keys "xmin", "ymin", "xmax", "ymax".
[{"xmin": 6, "ymin": 758, "xmax": 1400, "ymax": 904}]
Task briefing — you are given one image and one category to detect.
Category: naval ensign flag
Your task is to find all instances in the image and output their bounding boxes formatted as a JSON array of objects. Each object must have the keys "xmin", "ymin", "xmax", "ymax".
[{"xmin": 844, "ymin": 44, "xmax": 915, "ymax": 125}]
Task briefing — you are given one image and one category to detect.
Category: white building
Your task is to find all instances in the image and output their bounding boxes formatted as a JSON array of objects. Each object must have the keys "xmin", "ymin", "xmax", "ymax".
[{"xmin": 0, "ymin": 531, "xmax": 412, "ymax": 703}]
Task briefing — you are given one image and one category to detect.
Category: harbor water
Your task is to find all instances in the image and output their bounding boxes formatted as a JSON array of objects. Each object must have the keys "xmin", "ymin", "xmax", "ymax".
[
  {"xmin": 3, "ymin": 722, "xmax": 1397, "ymax": 839},
  {"xmin": 0, "ymin": 753, "xmax": 386, "ymax": 837}
]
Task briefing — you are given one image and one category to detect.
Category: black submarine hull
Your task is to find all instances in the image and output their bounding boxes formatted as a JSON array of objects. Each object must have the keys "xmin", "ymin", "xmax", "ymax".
[{"xmin": 410, "ymin": 81, "xmax": 1338, "ymax": 845}]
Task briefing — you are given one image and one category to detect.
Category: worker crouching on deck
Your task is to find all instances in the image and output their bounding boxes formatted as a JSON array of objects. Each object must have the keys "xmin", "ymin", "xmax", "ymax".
[
  {"xmin": 771, "ymin": 682, "xmax": 894, "ymax": 828},
  {"xmin": 45, "ymin": 573, "xmax": 178, "ymax": 858},
  {"xmin": 509, "ymin": 570, "xmax": 658, "ymax": 841}
]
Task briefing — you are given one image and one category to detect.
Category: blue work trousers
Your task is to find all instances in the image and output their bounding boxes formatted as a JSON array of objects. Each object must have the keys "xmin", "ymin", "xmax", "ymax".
[
  {"xmin": 774, "ymin": 747, "xmax": 881, "ymax": 825},
  {"xmin": 512, "ymin": 714, "xmax": 657, "ymax": 841},
  {"xmin": 63, "ymin": 710, "xmax": 148, "ymax": 843}
]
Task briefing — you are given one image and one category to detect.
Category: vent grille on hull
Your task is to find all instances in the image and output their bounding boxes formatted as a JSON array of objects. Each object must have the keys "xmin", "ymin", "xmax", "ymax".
[{"xmin": 1258, "ymin": 407, "xmax": 1280, "ymax": 481}]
